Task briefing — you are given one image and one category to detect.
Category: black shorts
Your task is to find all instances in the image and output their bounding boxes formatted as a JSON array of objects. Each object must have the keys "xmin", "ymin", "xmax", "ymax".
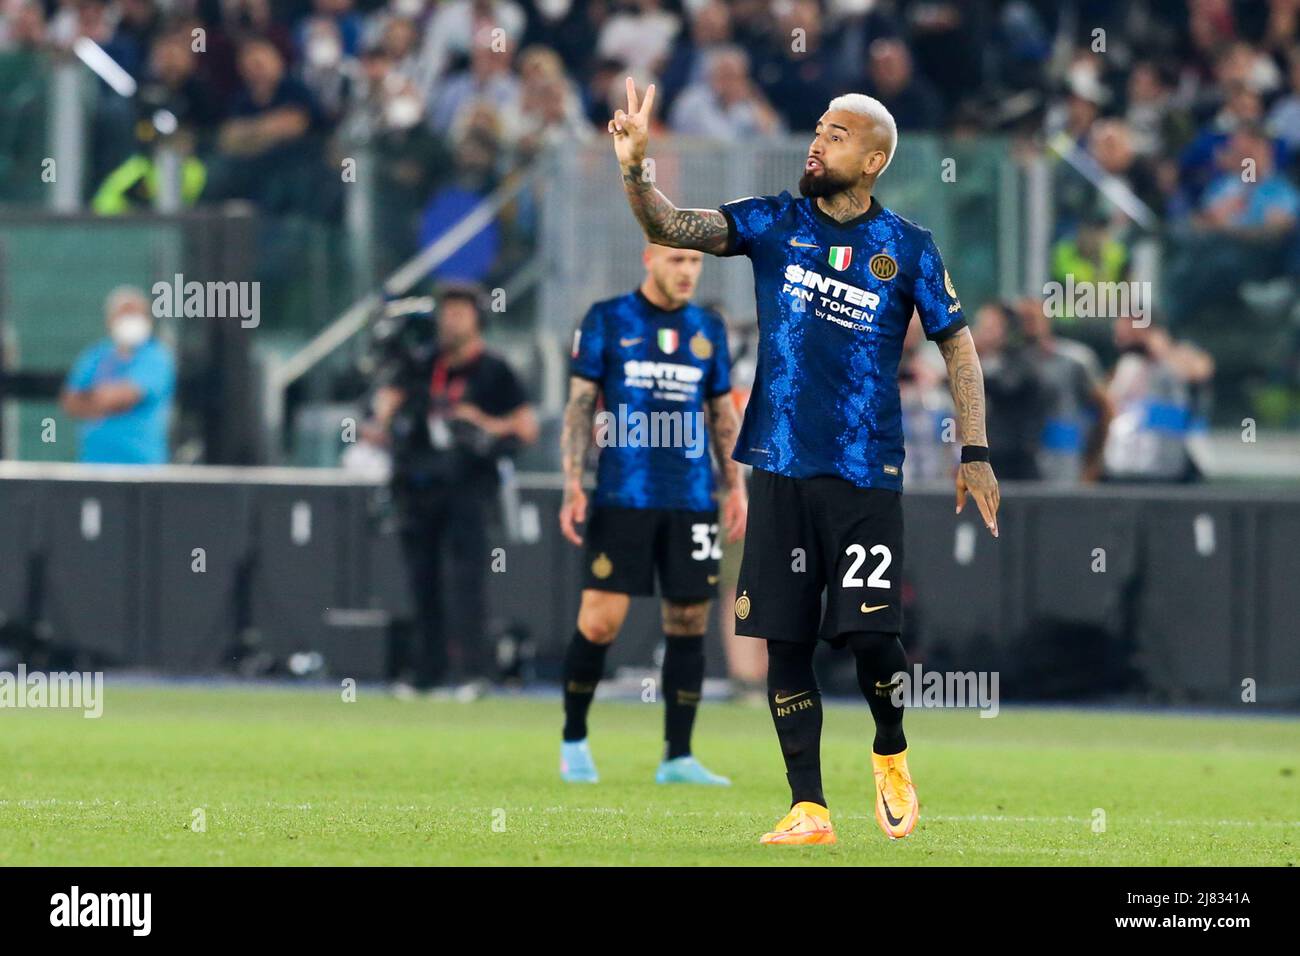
[
  {"xmin": 735, "ymin": 467, "xmax": 904, "ymax": 645},
  {"xmin": 583, "ymin": 506, "xmax": 721, "ymax": 601}
]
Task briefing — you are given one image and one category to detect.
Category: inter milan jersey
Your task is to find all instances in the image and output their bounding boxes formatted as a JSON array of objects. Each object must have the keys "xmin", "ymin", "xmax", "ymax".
[
  {"xmin": 571, "ymin": 290, "xmax": 732, "ymax": 511},
  {"xmin": 719, "ymin": 191, "xmax": 966, "ymax": 490}
]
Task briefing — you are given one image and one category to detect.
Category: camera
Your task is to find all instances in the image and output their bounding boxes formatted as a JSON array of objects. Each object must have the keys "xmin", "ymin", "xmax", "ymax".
[{"xmin": 362, "ymin": 295, "xmax": 439, "ymax": 387}]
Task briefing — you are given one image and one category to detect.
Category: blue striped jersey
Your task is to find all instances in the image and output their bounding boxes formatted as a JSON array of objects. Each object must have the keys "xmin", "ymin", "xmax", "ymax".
[
  {"xmin": 571, "ymin": 290, "xmax": 732, "ymax": 511},
  {"xmin": 719, "ymin": 192, "xmax": 966, "ymax": 489}
]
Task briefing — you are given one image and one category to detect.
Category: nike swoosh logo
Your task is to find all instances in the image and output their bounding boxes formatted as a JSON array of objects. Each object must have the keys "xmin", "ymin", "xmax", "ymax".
[
  {"xmin": 773, "ymin": 691, "xmax": 810, "ymax": 705},
  {"xmin": 619, "ymin": 337, "xmax": 642, "ymax": 347},
  {"xmin": 874, "ymin": 680, "xmax": 896, "ymax": 690},
  {"xmin": 788, "ymin": 239, "xmax": 820, "ymax": 248},
  {"xmin": 880, "ymin": 789, "xmax": 905, "ymax": 828},
  {"xmin": 860, "ymin": 603, "xmax": 888, "ymax": 614}
]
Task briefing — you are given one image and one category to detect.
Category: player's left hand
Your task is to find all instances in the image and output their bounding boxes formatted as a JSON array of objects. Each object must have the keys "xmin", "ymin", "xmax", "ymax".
[
  {"xmin": 721, "ymin": 485, "xmax": 748, "ymax": 543},
  {"xmin": 559, "ymin": 480, "xmax": 588, "ymax": 546},
  {"xmin": 955, "ymin": 461, "xmax": 999, "ymax": 538}
]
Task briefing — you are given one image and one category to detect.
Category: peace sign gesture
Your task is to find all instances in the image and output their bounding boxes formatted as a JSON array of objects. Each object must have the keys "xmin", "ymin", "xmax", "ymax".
[{"xmin": 608, "ymin": 76, "xmax": 656, "ymax": 169}]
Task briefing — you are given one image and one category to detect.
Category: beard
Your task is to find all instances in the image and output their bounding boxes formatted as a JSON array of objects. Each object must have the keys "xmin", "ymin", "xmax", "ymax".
[
  {"xmin": 654, "ymin": 276, "xmax": 687, "ymax": 307},
  {"xmin": 798, "ymin": 165, "xmax": 857, "ymax": 198}
]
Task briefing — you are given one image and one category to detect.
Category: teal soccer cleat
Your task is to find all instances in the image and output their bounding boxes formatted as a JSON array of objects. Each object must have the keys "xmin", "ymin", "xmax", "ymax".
[
  {"xmin": 655, "ymin": 755, "xmax": 731, "ymax": 786},
  {"xmin": 560, "ymin": 739, "xmax": 599, "ymax": 783}
]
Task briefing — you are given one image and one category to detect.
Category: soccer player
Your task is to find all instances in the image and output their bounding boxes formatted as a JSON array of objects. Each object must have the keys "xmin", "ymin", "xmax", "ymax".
[
  {"xmin": 557, "ymin": 243, "xmax": 747, "ymax": 786},
  {"xmin": 608, "ymin": 79, "xmax": 1001, "ymax": 842}
]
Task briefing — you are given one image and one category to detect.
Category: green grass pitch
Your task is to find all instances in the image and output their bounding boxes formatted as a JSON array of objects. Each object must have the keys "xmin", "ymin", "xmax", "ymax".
[{"xmin": 0, "ymin": 685, "xmax": 1296, "ymax": 866}]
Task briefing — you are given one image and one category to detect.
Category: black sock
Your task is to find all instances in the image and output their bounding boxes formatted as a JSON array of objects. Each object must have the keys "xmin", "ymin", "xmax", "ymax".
[
  {"xmin": 765, "ymin": 639, "xmax": 825, "ymax": 808},
  {"xmin": 562, "ymin": 630, "xmax": 609, "ymax": 742},
  {"xmin": 662, "ymin": 634, "xmax": 705, "ymax": 760},
  {"xmin": 846, "ymin": 631, "xmax": 908, "ymax": 755}
]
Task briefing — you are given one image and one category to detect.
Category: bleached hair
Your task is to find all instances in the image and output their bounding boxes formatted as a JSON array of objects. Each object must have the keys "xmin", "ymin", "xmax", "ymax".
[{"xmin": 827, "ymin": 93, "xmax": 898, "ymax": 175}]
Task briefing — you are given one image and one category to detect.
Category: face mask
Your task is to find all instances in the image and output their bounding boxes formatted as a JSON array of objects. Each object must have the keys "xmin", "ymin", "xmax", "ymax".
[
  {"xmin": 385, "ymin": 94, "xmax": 423, "ymax": 130},
  {"xmin": 111, "ymin": 313, "xmax": 152, "ymax": 349},
  {"xmin": 536, "ymin": 0, "xmax": 571, "ymax": 18},
  {"xmin": 307, "ymin": 34, "xmax": 342, "ymax": 68}
]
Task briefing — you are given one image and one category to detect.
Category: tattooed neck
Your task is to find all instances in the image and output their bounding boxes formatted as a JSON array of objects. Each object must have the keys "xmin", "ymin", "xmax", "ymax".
[{"xmin": 816, "ymin": 189, "xmax": 873, "ymax": 223}]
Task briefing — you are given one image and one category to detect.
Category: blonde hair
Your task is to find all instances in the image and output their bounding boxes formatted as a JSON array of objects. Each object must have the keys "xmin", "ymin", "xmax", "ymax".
[{"xmin": 827, "ymin": 93, "xmax": 898, "ymax": 175}]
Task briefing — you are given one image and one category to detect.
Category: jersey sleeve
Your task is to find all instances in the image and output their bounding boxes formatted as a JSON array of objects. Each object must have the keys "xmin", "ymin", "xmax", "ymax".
[
  {"xmin": 704, "ymin": 315, "xmax": 732, "ymax": 398},
  {"xmin": 717, "ymin": 194, "xmax": 787, "ymax": 258},
  {"xmin": 913, "ymin": 232, "xmax": 967, "ymax": 342},
  {"xmin": 568, "ymin": 304, "xmax": 606, "ymax": 382}
]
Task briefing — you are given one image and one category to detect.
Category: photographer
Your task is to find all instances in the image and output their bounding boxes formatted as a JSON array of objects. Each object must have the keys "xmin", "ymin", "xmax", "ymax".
[{"xmin": 372, "ymin": 283, "xmax": 538, "ymax": 694}]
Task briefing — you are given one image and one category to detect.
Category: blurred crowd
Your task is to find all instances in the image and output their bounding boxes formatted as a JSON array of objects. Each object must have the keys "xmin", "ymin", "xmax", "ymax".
[
  {"xmin": 896, "ymin": 299, "xmax": 1214, "ymax": 484},
  {"xmin": 4, "ymin": 0, "xmax": 1300, "ymax": 447}
]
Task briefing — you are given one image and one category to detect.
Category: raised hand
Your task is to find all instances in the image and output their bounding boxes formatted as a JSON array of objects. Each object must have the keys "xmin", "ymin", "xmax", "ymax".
[{"xmin": 608, "ymin": 76, "xmax": 656, "ymax": 170}]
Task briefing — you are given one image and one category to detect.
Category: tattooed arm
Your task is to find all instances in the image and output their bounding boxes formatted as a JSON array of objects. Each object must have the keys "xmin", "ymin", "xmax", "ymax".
[
  {"xmin": 937, "ymin": 328, "xmax": 988, "ymax": 446},
  {"xmin": 559, "ymin": 376, "xmax": 599, "ymax": 546},
  {"xmin": 609, "ymin": 77, "xmax": 730, "ymax": 254},
  {"xmin": 705, "ymin": 393, "xmax": 748, "ymax": 542},
  {"xmin": 937, "ymin": 328, "xmax": 1000, "ymax": 537},
  {"xmin": 621, "ymin": 168, "xmax": 731, "ymax": 253}
]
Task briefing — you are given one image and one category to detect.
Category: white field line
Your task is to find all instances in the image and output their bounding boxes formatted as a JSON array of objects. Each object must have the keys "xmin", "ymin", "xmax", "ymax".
[{"xmin": 2, "ymin": 799, "xmax": 1296, "ymax": 829}]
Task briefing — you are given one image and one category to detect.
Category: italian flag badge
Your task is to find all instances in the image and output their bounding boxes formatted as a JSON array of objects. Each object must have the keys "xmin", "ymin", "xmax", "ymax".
[
  {"xmin": 828, "ymin": 246, "xmax": 853, "ymax": 271},
  {"xmin": 657, "ymin": 328, "xmax": 679, "ymax": 353}
]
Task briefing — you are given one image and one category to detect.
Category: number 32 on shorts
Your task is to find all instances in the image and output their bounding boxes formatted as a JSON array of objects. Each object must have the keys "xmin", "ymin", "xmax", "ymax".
[
  {"xmin": 690, "ymin": 523, "xmax": 722, "ymax": 561},
  {"xmin": 842, "ymin": 544, "xmax": 892, "ymax": 589}
]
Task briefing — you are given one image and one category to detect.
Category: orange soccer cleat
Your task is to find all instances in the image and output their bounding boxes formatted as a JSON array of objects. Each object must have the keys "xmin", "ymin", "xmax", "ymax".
[
  {"xmin": 872, "ymin": 749, "xmax": 920, "ymax": 839},
  {"xmin": 759, "ymin": 801, "xmax": 837, "ymax": 846}
]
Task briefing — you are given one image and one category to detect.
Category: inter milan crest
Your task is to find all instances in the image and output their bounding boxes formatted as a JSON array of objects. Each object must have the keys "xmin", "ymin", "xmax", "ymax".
[
  {"xmin": 657, "ymin": 328, "xmax": 679, "ymax": 354},
  {"xmin": 592, "ymin": 553, "xmax": 613, "ymax": 579},
  {"xmin": 869, "ymin": 253, "xmax": 897, "ymax": 281},
  {"xmin": 734, "ymin": 590, "xmax": 751, "ymax": 620},
  {"xmin": 689, "ymin": 330, "xmax": 713, "ymax": 360},
  {"xmin": 828, "ymin": 246, "xmax": 853, "ymax": 271}
]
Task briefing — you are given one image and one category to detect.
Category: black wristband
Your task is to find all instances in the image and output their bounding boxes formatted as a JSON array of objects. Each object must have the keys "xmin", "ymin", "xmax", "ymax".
[{"xmin": 960, "ymin": 445, "xmax": 990, "ymax": 463}]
